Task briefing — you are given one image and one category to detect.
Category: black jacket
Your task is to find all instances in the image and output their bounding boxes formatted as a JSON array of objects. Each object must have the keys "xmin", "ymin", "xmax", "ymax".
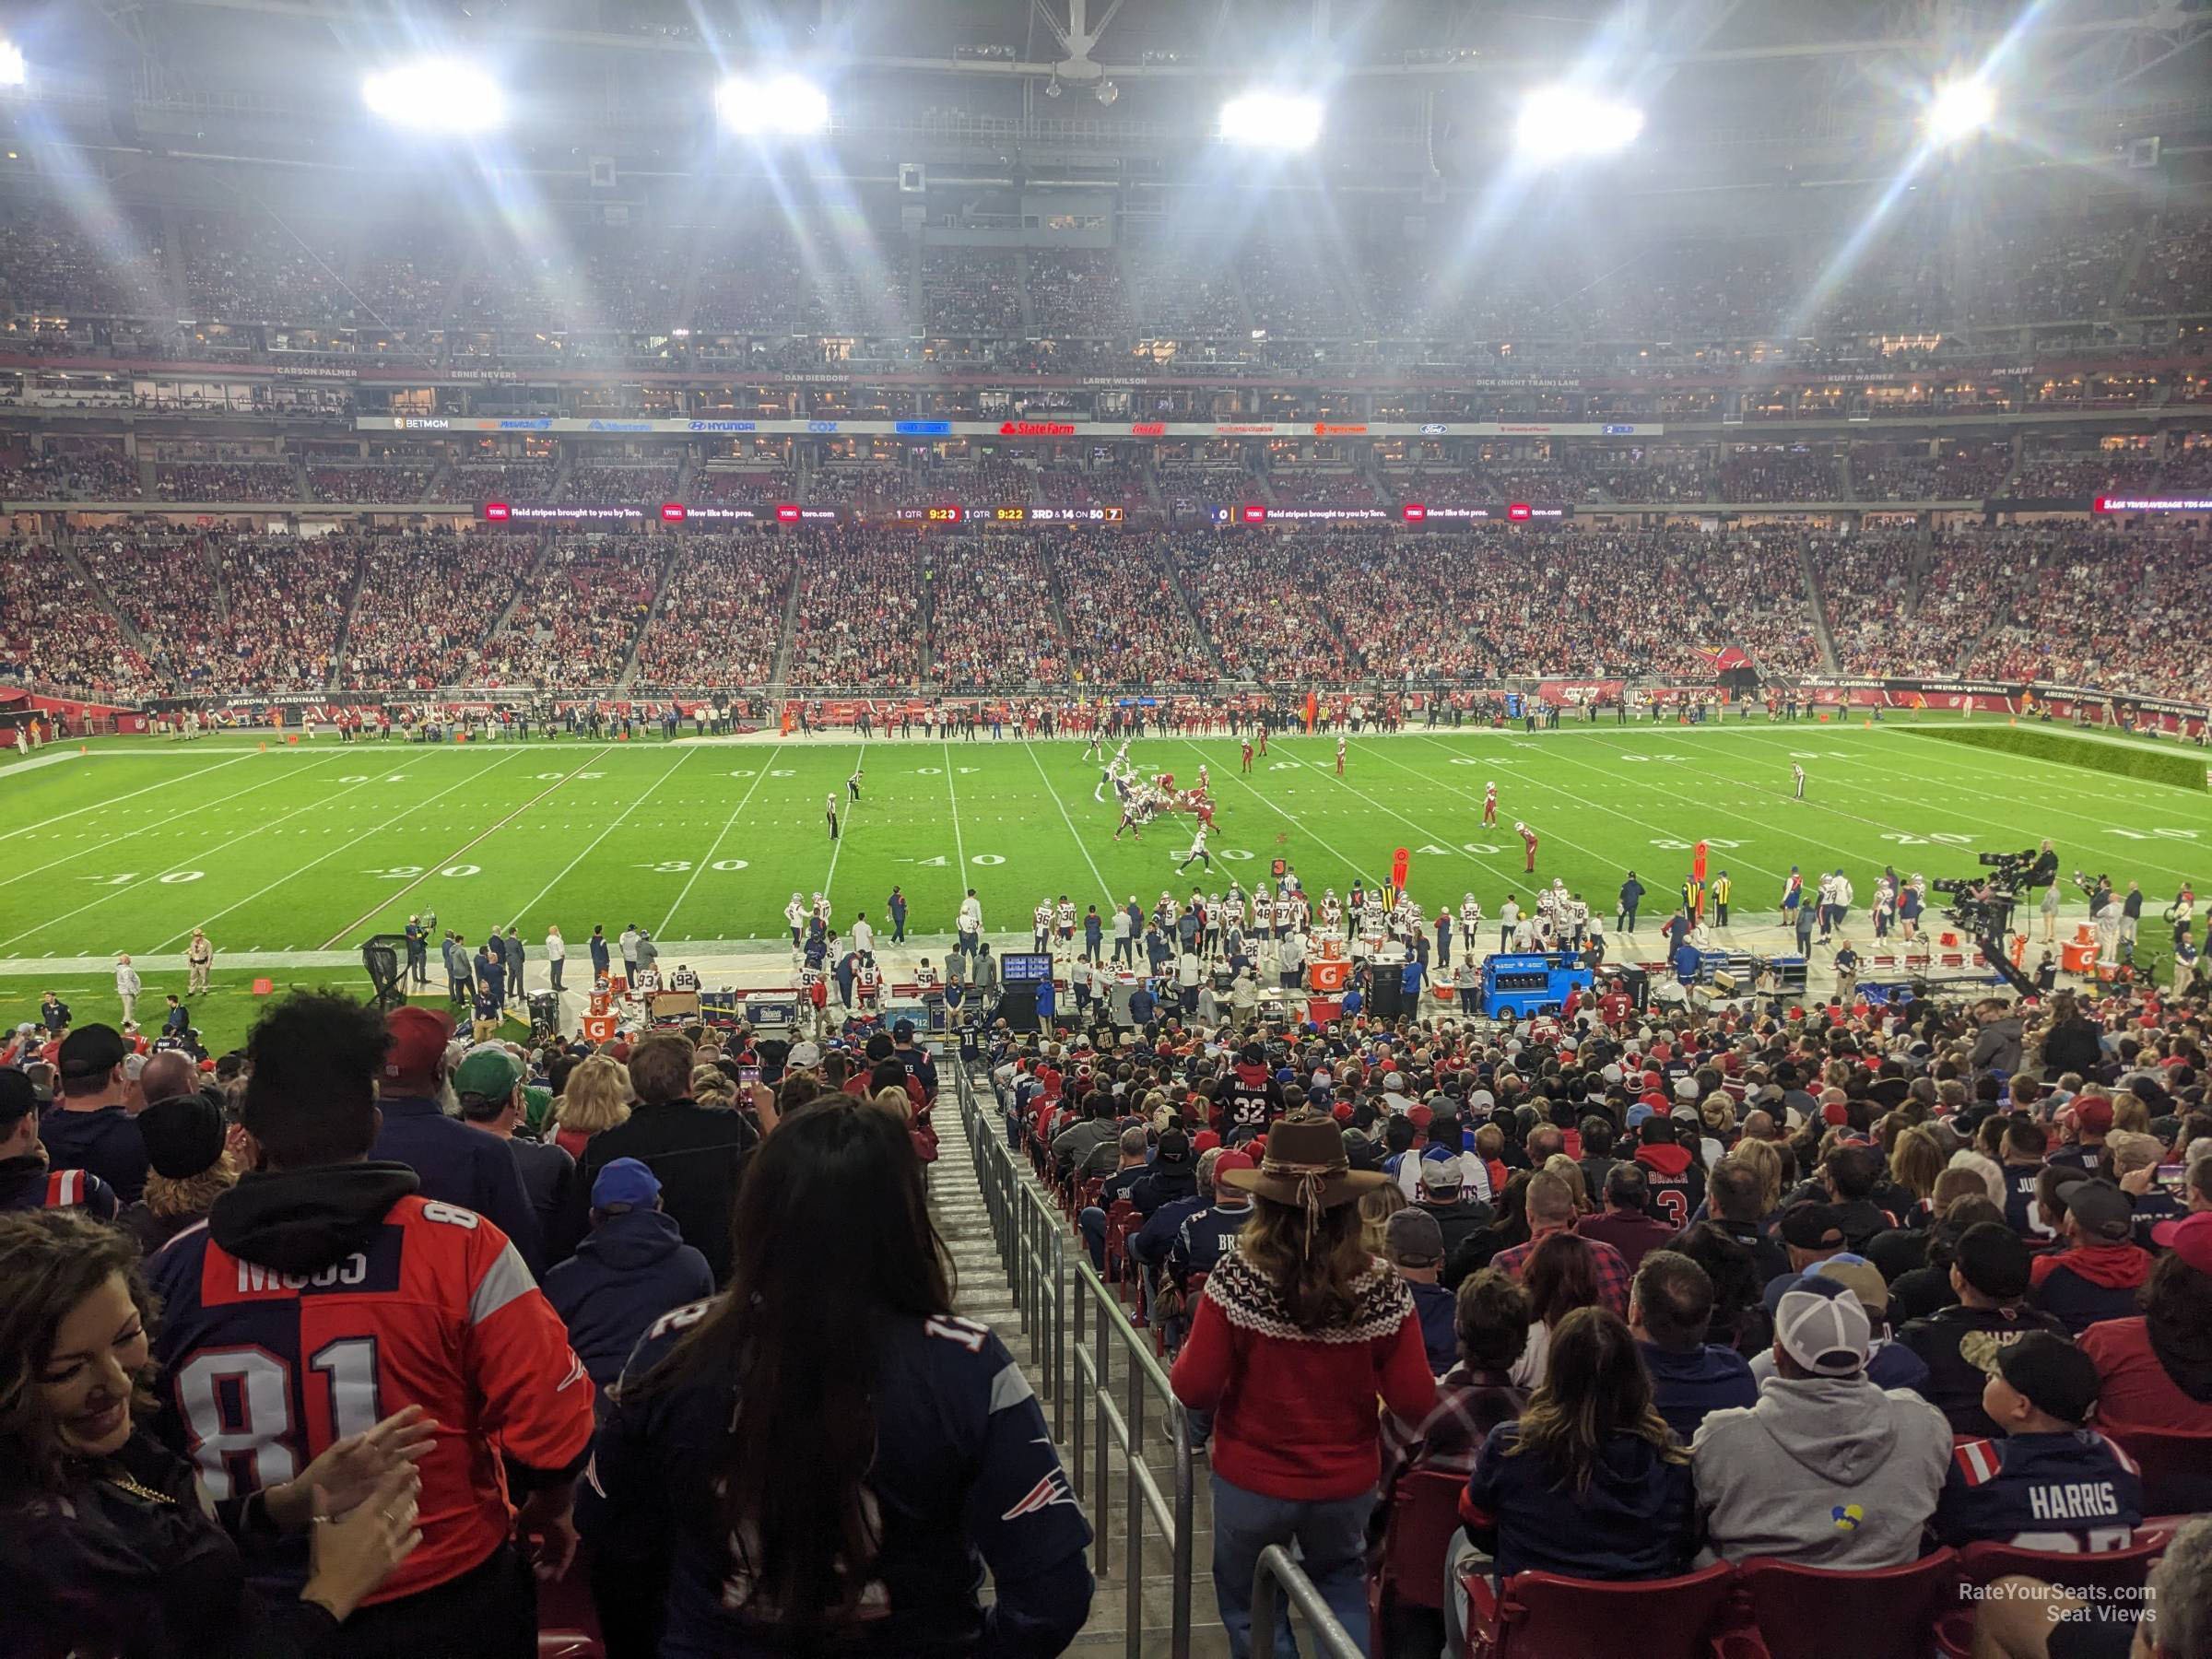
[
  {"xmin": 2041, "ymin": 1018, "xmax": 2104, "ymax": 1081},
  {"xmin": 1898, "ymin": 1301, "xmax": 2066, "ymax": 1437},
  {"xmin": 567, "ymin": 1100, "xmax": 759, "ymax": 1283}
]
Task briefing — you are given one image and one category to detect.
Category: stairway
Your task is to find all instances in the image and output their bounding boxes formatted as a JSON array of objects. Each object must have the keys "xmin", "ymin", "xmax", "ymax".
[
  {"xmin": 939, "ymin": 1064, "xmax": 1241, "ymax": 1657},
  {"xmin": 1795, "ymin": 533, "xmax": 1841, "ymax": 672}
]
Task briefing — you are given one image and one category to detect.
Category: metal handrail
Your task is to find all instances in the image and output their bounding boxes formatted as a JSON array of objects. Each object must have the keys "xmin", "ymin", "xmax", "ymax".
[
  {"xmin": 1249, "ymin": 1546, "xmax": 1368, "ymax": 1659},
  {"xmin": 954, "ymin": 1065, "xmax": 1194, "ymax": 1659}
]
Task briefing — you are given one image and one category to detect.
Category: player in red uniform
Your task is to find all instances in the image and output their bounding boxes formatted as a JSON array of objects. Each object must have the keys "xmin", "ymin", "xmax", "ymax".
[
  {"xmin": 1517, "ymin": 819, "xmax": 1539, "ymax": 873},
  {"xmin": 148, "ymin": 993, "xmax": 594, "ymax": 1652},
  {"xmin": 1335, "ymin": 734, "xmax": 1346, "ymax": 776},
  {"xmin": 1483, "ymin": 781, "xmax": 1498, "ymax": 826},
  {"xmin": 1241, "ymin": 737, "xmax": 1254, "ymax": 773}
]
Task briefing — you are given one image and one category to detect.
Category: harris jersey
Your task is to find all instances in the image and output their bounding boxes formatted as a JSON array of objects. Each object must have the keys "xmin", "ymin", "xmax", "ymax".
[
  {"xmin": 1937, "ymin": 1431, "xmax": 2143, "ymax": 1552},
  {"xmin": 585, "ymin": 1304, "xmax": 1091, "ymax": 1659},
  {"xmin": 147, "ymin": 1186, "xmax": 594, "ymax": 1605}
]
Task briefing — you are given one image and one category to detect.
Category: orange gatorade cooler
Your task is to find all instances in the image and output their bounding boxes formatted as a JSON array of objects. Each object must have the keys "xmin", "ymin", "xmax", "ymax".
[{"xmin": 1310, "ymin": 959, "xmax": 1350, "ymax": 993}]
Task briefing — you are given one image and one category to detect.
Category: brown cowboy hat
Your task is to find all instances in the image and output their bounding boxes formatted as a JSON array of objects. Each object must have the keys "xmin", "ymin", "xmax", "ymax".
[{"xmin": 1217, "ymin": 1115, "xmax": 1388, "ymax": 1210}]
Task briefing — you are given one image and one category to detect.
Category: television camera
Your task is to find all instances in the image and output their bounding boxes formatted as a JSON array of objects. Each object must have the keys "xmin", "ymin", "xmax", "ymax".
[{"xmin": 1929, "ymin": 845, "xmax": 2051, "ymax": 997}]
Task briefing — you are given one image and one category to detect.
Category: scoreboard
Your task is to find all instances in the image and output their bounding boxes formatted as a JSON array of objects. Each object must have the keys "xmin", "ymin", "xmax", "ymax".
[{"xmin": 885, "ymin": 504, "xmax": 1128, "ymax": 525}]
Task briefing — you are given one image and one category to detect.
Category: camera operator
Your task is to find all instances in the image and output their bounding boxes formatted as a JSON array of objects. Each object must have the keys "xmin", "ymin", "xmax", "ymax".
[{"xmin": 2027, "ymin": 840, "xmax": 2058, "ymax": 889}]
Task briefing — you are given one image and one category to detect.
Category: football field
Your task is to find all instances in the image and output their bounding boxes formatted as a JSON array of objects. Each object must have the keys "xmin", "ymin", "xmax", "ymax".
[{"xmin": 1, "ymin": 717, "xmax": 2206, "ymax": 1039}]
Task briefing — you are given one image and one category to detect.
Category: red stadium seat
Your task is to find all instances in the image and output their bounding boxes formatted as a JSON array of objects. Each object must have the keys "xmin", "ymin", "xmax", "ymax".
[
  {"xmin": 1367, "ymin": 1469, "xmax": 1466, "ymax": 1650},
  {"xmin": 1716, "ymin": 1550, "xmax": 1959, "ymax": 1659},
  {"xmin": 2103, "ymin": 1428, "xmax": 2212, "ymax": 1517},
  {"xmin": 1935, "ymin": 1533, "xmax": 2170, "ymax": 1658},
  {"xmin": 1102, "ymin": 1201, "xmax": 1139, "ymax": 1290},
  {"xmin": 1463, "ymin": 1560, "xmax": 1736, "ymax": 1659},
  {"xmin": 536, "ymin": 1635, "xmax": 601, "ymax": 1659}
]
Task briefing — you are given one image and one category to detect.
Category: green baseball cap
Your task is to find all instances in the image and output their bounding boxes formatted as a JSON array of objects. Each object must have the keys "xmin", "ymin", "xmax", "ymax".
[{"xmin": 453, "ymin": 1047, "xmax": 524, "ymax": 1102}]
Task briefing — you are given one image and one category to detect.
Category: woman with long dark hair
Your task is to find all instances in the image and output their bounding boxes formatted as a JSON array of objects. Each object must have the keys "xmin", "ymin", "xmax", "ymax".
[
  {"xmin": 1171, "ymin": 1117, "xmax": 1435, "ymax": 1657},
  {"xmin": 584, "ymin": 1097, "xmax": 1091, "ymax": 1658},
  {"xmin": 1450, "ymin": 1305, "xmax": 1694, "ymax": 1647},
  {"xmin": 0, "ymin": 1209, "xmax": 425, "ymax": 1658}
]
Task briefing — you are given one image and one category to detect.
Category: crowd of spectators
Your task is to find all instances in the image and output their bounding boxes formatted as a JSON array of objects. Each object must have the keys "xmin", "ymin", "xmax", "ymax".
[
  {"xmin": 1166, "ymin": 535, "xmax": 1365, "ymax": 685},
  {"xmin": 1265, "ymin": 467, "xmax": 1378, "ymax": 505},
  {"xmin": 433, "ymin": 460, "xmax": 558, "ymax": 503},
  {"xmin": 2124, "ymin": 212, "xmax": 2212, "ymax": 313},
  {"xmin": 206, "ymin": 531, "xmax": 364, "ymax": 693},
  {"xmin": 78, "ymin": 528, "xmax": 227, "ymax": 691},
  {"xmin": 1814, "ymin": 529, "xmax": 1923, "ymax": 674},
  {"xmin": 309, "ymin": 465, "xmax": 434, "ymax": 503},
  {"xmin": 0, "ymin": 212, "xmax": 170, "ymax": 316},
  {"xmin": 1584, "ymin": 449, "xmax": 1713, "ymax": 504},
  {"xmin": 923, "ymin": 249, "xmax": 1024, "ymax": 336},
  {"xmin": 152, "ymin": 461, "xmax": 300, "ymax": 503},
  {"xmin": 1853, "ymin": 443, "xmax": 2015, "ymax": 502},
  {"xmin": 1967, "ymin": 526, "xmax": 2212, "ymax": 703},
  {"xmin": 783, "ymin": 528, "xmax": 927, "ymax": 686},
  {"xmin": 1719, "ymin": 445, "xmax": 1841, "ymax": 503},
  {"xmin": 926, "ymin": 536, "xmax": 1067, "ymax": 688},
  {"xmin": 1238, "ymin": 236, "xmax": 1360, "ymax": 338},
  {"xmin": 1055, "ymin": 530, "xmax": 1217, "ymax": 687},
  {"xmin": 0, "ymin": 535, "xmax": 149, "ymax": 697},
  {"xmin": 1032, "ymin": 461, "xmax": 1147, "ymax": 506},
  {"xmin": 342, "ymin": 530, "xmax": 526, "ymax": 690},
  {"xmin": 630, "ymin": 534, "xmax": 789, "ymax": 690},
  {"xmin": 179, "ymin": 214, "xmax": 354, "ymax": 327},
  {"xmin": 687, "ymin": 467, "xmax": 795, "ymax": 504},
  {"xmin": 560, "ymin": 464, "xmax": 679, "ymax": 503},
  {"xmin": 0, "ymin": 446, "xmax": 141, "ymax": 500},
  {"xmin": 473, "ymin": 537, "xmax": 659, "ymax": 688},
  {"xmin": 1029, "ymin": 251, "xmax": 1132, "ymax": 337}
]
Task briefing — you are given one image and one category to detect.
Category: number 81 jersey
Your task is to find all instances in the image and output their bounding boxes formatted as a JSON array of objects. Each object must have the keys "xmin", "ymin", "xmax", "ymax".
[{"xmin": 147, "ymin": 1171, "xmax": 595, "ymax": 1606}]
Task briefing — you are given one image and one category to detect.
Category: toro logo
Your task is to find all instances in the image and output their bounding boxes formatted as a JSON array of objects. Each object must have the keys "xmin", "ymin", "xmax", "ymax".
[
  {"xmin": 1402, "ymin": 502, "xmax": 1428, "ymax": 524},
  {"xmin": 775, "ymin": 503, "xmax": 803, "ymax": 524},
  {"xmin": 1241, "ymin": 503, "xmax": 1267, "ymax": 524},
  {"xmin": 1129, "ymin": 421, "xmax": 1166, "ymax": 436},
  {"xmin": 483, "ymin": 501, "xmax": 512, "ymax": 522},
  {"xmin": 1507, "ymin": 501, "xmax": 1533, "ymax": 522},
  {"xmin": 999, "ymin": 419, "xmax": 1075, "ymax": 437},
  {"xmin": 659, "ymin": 502, "xmax": 688, "ymax": 524}
]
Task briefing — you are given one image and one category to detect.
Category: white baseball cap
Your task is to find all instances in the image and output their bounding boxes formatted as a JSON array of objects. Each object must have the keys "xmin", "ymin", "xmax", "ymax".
[{"xmin": 1775, "ymin": 1288, "xmax": 1869, "ymax": 1378}]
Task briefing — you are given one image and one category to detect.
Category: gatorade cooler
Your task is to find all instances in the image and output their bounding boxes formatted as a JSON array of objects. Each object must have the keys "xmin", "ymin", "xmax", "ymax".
[
  {"xmin": 1309, "ymin": 958, "xmax": 1350, "ymax": 993},
  {"xmin": 2061, "ymin": 941, "xmax": 2099, "ymax": 973},
  {"xmin": 581, "ymin": 1015, "xmax": 617, "ymax": 1043},
  {"xmin": 1305, "ymin": 996, "xmax": 1343, "ymax": 1027}
]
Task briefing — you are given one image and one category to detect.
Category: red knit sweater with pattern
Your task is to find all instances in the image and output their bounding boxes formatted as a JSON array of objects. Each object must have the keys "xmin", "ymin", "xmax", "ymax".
[{"xmin": 1170, "ymin": 1241, "xmax": 1438, "ymax": 1500}]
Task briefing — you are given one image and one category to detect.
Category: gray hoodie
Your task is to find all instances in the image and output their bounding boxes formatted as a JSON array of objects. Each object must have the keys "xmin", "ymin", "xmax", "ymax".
[{"xmin": 1690, "ymin": 1375, "xmax": 1951, "ymax": 1569}]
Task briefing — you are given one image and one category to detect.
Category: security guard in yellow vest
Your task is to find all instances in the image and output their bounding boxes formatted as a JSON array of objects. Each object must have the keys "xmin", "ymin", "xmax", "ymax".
[{"xmin": 1712, "ymin": 871, "xmax": 1733, "ymax": 927}]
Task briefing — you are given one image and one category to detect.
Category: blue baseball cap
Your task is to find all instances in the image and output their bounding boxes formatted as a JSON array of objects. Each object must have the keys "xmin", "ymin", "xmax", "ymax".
[{"xmin": 592, "ymin": 1158, "xmax": 660, "ymax": 1212}]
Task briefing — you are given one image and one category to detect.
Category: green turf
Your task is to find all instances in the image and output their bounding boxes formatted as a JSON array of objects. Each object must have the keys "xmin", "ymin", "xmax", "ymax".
[
  {"xmin": 1900, "ymin": 723, "xmax": 2211, "ymax": 792},
  {"xmin": 1, "ymin": 719, "xmax": 2206, "ymax": 1044}
]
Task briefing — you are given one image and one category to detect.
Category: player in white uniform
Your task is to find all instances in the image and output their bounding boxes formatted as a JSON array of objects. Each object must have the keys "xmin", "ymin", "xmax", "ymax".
[
  {"xmin": 1178, "ymin": 822, "xmax": 1212, "ymax": 874},
  {"xmin": 1055, "ymin": 896, "xmax": 1077, "ymax": 944},
  {"xmin": 1273, "ymin": 893, "xmax": 1296, "ymax": 938},
  {"xmin": 812, "ymin": 892, "xmax": 832, "ymax": 933},
  {"xmin": 1320, "ymin": 889, "xmax": 1344, "ymax": 935},
  {"xmin": 1252, "ymin": 883, "xmax": 1274, "ymax": 940},
  {"xmin": 1033, "ymin": 900, "xmax": 1053, "ymax": 952},
  {"xmin": 1204, "ymin": 895, "xmax": 1223, "ymax": 953},
  {"xmin": 1360, "ymin": 892, "xmax": 1388, "ymax": 943},
  {"xmin": 785, "ymin": 893, "xmax": 808, "ymax": 948},
  {"xmin": 1483, "ymin": 781, "xmax": 1499, "ymax": 826},
  {"xmin": 1460, "ymin": 891, "xmax": 1483, "ymax": 941}
]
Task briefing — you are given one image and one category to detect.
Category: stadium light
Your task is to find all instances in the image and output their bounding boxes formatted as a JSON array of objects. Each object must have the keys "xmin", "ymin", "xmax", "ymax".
[
  {"xmin": 715, "ymin": 74, "xmax": 830, "ymax": 136},
  {"xmin": 1218, "ymin": 90, "xmax": 1324, "ymax": 151},
  {"xmin": 1925, "ymin": 77, "xmax": 1996, "ymax": 144},
  {"xmin": 1513, "ymin": 86, "xmax": 1644, "ymax": 160},
  {"xmin": 0, "ymin": 41, "xmax": 26, "ymax": 89},
  {"xmin": 362, "ymin": 59, "xmax": 507, "ymax": 132}
]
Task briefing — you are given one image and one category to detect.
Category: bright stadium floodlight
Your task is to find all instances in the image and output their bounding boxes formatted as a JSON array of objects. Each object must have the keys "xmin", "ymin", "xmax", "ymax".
[
  {"xmin": 1218, "ymin": 90, "xmax": 1324, "ymax": 151},
  {"xmin": 1513, "ymin": 85, "xmax": 1644, "ymax": 161},
  {"xmin": 715, "ymin": 73, "xmax": 830, "ymax": 136},
  {"xmin": 0, "ymin": 41, "xmax": 26, "ymax": 89},
  {"xmin": 1925, "ymin": 76, "xmax": 1996, "ymax": 144},
  {"xmin": 362, "ymin": 59, "xmax": 507, "ymax": 132}
]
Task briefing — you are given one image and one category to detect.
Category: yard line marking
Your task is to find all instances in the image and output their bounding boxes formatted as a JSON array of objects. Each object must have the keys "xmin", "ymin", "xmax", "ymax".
[
  {"xmin": 318, "ymin": 747, "xmax": 616, "ymax": 947},
  {"xmin": 823, "ymin": 741, "xmax": 866, "ymax": 901},
  {"xmin": 504, "ymin": 747, "xmax": 700, "ymax": 932},
  {"xmin": 0, "ymin": 754, "xmax": 348, "ymax": 893},
  {"xmin": 1020, "ymin": 741, "xmax": 1112, "ymax": 901},
  {"xmin": 1303, "ymin": 746, "xmax": 1536, "ymax": 889},
  {"xmin": 660, "ymin": 745, "xmax": 782, "ymax": 936},
  {"xmin": 152, "ymin": 748, "xmax": 532, "ymax": 952},
  {"xmin": 940, "ymin": 741, "xmax": 968, "ymax": 880},
  {"xmin": 0, "ymin": 751, "xmax": 257, "ymax": 842},
  {"xmin": 1398, "ymin": 732, "xmax": 1802, "ymax": 885},
  {"xmin": 1, "ymin": 759, "xmax": 389, "ymax": 953},
  {"xmin": 1173, "ymin": 738, "xmax": 1368, "ymax": 877},
  {"xmin": 1733, "ymin": 728, "xmax": 2205, "ymax": 882}
]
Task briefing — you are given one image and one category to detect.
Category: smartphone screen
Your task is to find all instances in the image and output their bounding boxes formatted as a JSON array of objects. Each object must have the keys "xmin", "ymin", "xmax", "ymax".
[
  {"xmin": 2157, "ymin": 1163, "xmax": 2186, "ymax": 1195},
  {"xmin": 738, "ymin": 1066, "xmax": 761, "ymax": 1088}
]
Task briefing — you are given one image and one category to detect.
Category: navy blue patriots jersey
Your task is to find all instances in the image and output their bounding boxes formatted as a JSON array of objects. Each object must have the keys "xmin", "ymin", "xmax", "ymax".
[
  {"xmin": 1936, "ymin": 1430, "xmax": 2144, "ymax": 1552},
  {"xmin": 584, "ymin": 1303, "xmax": 1091, "ymax": 1659}
]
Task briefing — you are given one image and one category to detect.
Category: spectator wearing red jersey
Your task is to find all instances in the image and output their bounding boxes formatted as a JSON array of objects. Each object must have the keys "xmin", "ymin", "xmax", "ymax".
[
  {"xmin": 1171, "ymin": 1117, "xmax": 1435, "ymax": 1658},
  {"xmin": 146, "ymin": 992, "xmax": 596, "ymax": 1659}
]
